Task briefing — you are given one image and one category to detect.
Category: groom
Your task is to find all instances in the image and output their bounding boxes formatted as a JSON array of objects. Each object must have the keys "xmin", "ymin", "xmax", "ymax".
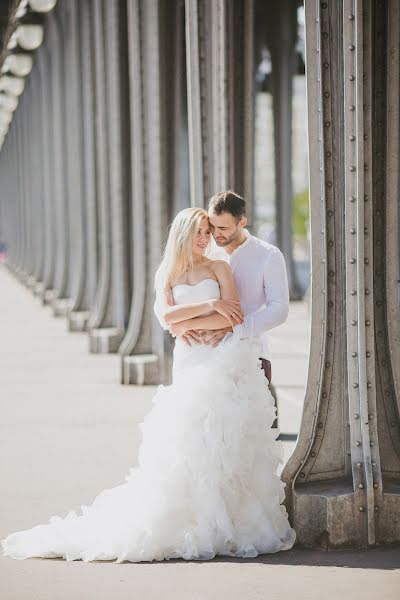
[{"xmin": 185, "ymin": 190, "xmax": 289, "ymax": 427}]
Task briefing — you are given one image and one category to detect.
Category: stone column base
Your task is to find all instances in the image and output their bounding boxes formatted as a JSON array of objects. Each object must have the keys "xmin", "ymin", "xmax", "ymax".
[
  {"xmin": 89, "ymin": 327, "xmax": 124, "ymax": 354},
  {"xmin": 51, "ymin": 297, "xmax": 73, "ymax": 317},
  {"xmin": 292, "ymin": 479, "xmax": 361, "ymax": 549},
  {"xmin": 292, "ymin": 478, "xmax": 400, "ymax": 549},
  {"xmin": 122, "ymin": 354, "xmax": 159, "ymax": 385},
  {"xmin": 15, "ymin": 269, "xmax": 28, "ymax": 284},
  {"xmin": 68, "ymin": 310, "xmax": 90, "ymax": 332},
  {"xmin": 41, "ymin": 288, "xmax": 57, "ymax": 305},
  {"xmin": 376, "ymin": 480, "xmax": 400, "ymax": 545},
  {"xmin": 33, "ymin": 281, "xmax": 45, "ymax": 297},
  {"xmin": 26, "ymin": 275, "xmax": 37, "ymax": 291}
]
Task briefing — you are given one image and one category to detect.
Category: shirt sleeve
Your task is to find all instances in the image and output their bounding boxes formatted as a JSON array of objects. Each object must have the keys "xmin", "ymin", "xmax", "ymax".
[
  {"xmin": 153, "ymin": 286, "xmax": 170, "ymax": 331},
  {"xmin": 233, "ymin": 248, "xmax": 289, "ymax": 339}
]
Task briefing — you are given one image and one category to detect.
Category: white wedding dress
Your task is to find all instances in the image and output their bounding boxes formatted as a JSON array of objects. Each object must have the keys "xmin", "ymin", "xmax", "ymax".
[{"xmin": 1, "ymin": 279, "xmax": 296, "ymax": 562}]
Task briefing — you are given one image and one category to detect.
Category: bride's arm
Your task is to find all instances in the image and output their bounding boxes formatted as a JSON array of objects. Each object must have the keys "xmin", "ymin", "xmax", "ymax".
[
  {"xmin": 163, "ymin": 297, "xmax": 229, "ymax": 325},
  {"xmin": 154, "ymin": 283, "xmax": 218, "ymax": 326},
  {"xmin": 161, "ymin": 273, "xmax": 242, "ymax": 327},
  {"xmin": 171, "ymin": 262, "xmax": 243, "ymax": 333}
]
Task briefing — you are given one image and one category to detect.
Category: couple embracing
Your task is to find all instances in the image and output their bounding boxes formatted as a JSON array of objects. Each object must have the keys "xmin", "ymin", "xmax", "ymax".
[
  {"xmin": 1, "ymin": 191, "xmax": 296, "ymax": 564},
  {"xmin": 155, "ymin": 190, "xmax": 290, "ymax": 388}
]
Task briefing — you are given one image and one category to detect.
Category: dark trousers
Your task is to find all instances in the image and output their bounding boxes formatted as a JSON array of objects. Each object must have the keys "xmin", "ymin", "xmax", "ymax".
[
  {"xmin": 260, "ymin": 358, "xmax": 272, "ymax": 383},
  {"xmin": 260, "ymin": 358, "xmax": 278, "ymax": 429}
]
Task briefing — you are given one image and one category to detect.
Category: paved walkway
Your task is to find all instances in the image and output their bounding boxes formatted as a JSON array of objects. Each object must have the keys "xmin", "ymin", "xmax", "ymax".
[{"xmin": 0, "ymin": 266, "xmax": 399, "ymax": 600}]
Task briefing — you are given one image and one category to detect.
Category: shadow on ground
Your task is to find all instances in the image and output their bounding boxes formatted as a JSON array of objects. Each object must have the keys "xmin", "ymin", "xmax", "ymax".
[{"xmin": 36, "ymin": 544, "xmax": 400, "ymax": 570}]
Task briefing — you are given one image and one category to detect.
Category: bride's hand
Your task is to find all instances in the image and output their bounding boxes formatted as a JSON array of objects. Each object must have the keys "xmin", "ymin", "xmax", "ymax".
[
  {"xmin": 169, "ymin": 321, "xmax": 188, "ymax": 338},
  {"xmin": 210, "ymin": 299, "xmax": 244, "ymax": 327}
]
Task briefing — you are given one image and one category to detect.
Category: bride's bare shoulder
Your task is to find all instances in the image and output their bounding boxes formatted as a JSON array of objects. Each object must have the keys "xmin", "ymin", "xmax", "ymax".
[{"xmin": 208, "ymin": 259, "xmax": 233, "ymax": 277}]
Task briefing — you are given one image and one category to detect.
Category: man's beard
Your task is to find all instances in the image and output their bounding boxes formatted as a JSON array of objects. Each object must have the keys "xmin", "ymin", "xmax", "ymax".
[{"xmin": 214, "ymin": 229, "xmax": 240, "ymax": 247}]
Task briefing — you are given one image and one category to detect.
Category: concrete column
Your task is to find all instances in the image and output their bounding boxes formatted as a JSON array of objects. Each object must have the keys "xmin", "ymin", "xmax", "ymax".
[
  {"xmin": 62, "ymin": 0, "xmax": 87, "ymax": 331},
  {"xmin": 120, "ymin": 0, "xmax": 173, "ymax": 384},
  {"xmin": 75, "ymin": 0, "xmax": 98, "ymax": 321},
  {"xmin": 20, "ymin": 84, "xmax": 32, "ymax": 284},
  {"xmin": 16, "ymin": 88, "xmax": 27, "ymax": 279},
  {"xmin": 0, "ymin": 126, "xmax": 12, "ymax": 268},
  {"xmin": 12, "ymin": 122, "xmax": 21, "ymax": 272},
  {"xmin": 185, "ymin": 0, "xmax": 255, "ymax": 211},
  {"xmin": 14, "ymin": 95, "xmax": 25, "ymax": 279},
  {"xmin": 36, "ymin": 46, "xmax": 57, "ymax": 304},
  {"xmin": 104, "ymin": 0, "xmax": 131, "ymax": 337},
  {"xmin": 170, "ymin": 1, "xmax": 190, "ymax": 216},
  {"xmin": 18, "ymin": 92, "xmax": 30, "ymax": 282},
  {"xmin": 86, "ymin": 0, "xmax": 112, "ymax": 337},
  {"xmin": 87, "ymin": 0, "xmax": 130, "ymax": 354},
  {"xmin": 281, "ymin": 0, "xmax": 400, "ymax": 549},
  {"xmin": 185, "ymin": 0, "xmax": 209, "ymax": 207},
  {"xmin": 373, "ymin": 0, "xmax": 400, "ymax": 545},
  {"xmin": 46, "ymin": 11, "xmax": 73, "ymax": 316},
  {"xmin": 2, "ymin": 126, "xmax": 18, "ymax": 270},
  {"xmin": 30, "ymin": 69, "xmax": 46, "ymax": 296},
  {"xmin": 385, "ymin": 0, "xmax": 400, "ymax": 447},
  {"xmin": 212, "ymin": 0, "xmax": 256, "ymax": 212},
  {"xmin": 210, "ymin": 0, "xmax": 230, "ymax": 191},
  {"xmin": 269, "ymin": 0, "xmax": 302, "ymax": 299},
  {"xmin": 119, "ymin": 0, "xmax": 150, "ymax": 382}
]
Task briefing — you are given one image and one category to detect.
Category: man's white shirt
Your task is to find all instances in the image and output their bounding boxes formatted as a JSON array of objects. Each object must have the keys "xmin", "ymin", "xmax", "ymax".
[{"xmin": 209, "ymin": 229, "xmax": 289, "ymax": 361}]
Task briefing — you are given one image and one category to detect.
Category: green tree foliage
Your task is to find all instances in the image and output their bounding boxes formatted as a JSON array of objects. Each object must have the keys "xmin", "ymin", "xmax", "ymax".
[{"xmin": 292, "ymin": 188, "xmax": 309, "ymax": 238}]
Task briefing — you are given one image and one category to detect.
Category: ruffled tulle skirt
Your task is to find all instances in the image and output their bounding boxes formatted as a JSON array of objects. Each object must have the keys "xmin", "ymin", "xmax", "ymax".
[{"xmin": 1, "ymin": 333, "xmax": 296, "ymax": 562}]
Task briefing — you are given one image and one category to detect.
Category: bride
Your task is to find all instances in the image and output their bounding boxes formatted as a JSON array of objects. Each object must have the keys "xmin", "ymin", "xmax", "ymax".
[{"xmin": 1, "ymin": 207, "xmax": 296, "ymax": 563}]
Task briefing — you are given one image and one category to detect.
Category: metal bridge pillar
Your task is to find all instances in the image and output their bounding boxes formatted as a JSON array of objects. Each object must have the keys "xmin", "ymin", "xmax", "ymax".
[{"xmin": 282, "ymin": 0, "xmax": 400, "ymax": 548}]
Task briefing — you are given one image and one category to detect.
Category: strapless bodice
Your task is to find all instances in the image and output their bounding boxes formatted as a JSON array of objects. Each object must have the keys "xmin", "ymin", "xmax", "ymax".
[
  {"xmin": 172, "ymin": 278, "xmax": 221, "ymax": 305},
  {"xmin": 171, "ymin": 278, "xmax": 222, "ymax": 379}
]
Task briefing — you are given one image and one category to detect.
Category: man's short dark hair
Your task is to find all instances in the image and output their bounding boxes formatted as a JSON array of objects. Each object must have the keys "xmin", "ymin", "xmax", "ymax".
[{"xmin": 208, "ymin": 190, "xmax": 246, "ymax": 220}]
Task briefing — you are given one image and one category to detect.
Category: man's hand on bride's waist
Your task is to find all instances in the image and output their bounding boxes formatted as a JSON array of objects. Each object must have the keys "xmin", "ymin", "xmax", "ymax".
[
  {"xmin": 196, "ymin": 327, "xmax": 232, "ymax": 347},
  {"xmin": 169, "ymin": 322, "xmax": 232, "ymax": 348},
  {"xmin": 181, "ymin": 330, "xmax": 204, "ymax": 346}
]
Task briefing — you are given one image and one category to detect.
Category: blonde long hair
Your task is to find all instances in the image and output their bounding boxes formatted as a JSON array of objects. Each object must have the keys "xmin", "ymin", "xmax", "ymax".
[{"xmin": 154, "ymin": 207, "xmax": 209, "ymax": 294}]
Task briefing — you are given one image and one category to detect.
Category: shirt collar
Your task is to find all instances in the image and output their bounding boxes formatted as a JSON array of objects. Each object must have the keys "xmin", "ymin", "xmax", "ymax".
[{"xmin": 229, "ymin": 228, "xmax": 251, "ymax": 259}]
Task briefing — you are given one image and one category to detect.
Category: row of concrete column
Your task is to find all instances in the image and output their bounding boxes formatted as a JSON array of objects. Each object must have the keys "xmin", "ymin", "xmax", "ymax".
[
  {"xmin": 0, "ymin": 0, "xmax": 261, "ymax": 385},
  {"xmin": 1, "ymin": 0, "xmax": 307, "ymax": 306}
]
